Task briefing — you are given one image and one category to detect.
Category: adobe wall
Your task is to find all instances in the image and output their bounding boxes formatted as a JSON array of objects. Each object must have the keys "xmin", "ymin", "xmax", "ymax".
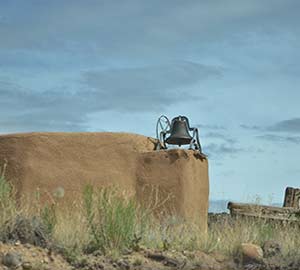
[
  {"xmin": 136, "ymin": 149, "xmax": 209, "ymax": 231},
  {"xmin": 0, "ymin": 132, "xmax": 209, "ymax": 229}
]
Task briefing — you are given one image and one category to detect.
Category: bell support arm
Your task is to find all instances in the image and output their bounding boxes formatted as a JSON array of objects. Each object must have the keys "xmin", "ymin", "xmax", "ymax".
[
  {"xmin": 189, "ymin": 127, "xmax": 202, "ymax": 152},
  {"xmin": 159, "ymin": 130, "xmax": 169, "ymax": 149}
]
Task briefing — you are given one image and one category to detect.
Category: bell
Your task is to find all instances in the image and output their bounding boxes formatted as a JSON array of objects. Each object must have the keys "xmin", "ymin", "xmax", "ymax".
[{"xmin": 165, "ymin": 116, "xmax": 193, "ymax": 146}]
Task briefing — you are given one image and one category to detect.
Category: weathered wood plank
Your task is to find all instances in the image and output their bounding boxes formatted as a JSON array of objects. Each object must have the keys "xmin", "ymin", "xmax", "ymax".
[{"xmin": 227, "ymin": 202, "xmax": 300, "ymax": 221}]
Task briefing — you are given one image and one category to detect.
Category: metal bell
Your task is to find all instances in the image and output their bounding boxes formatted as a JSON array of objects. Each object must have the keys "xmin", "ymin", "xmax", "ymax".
[
  {"xmin": 156, "ymin": 115, "xmax": 203, "ymax": 153},
  {"xmin": 165, "ymin": 116, "xmax": 193, "ymax": 146}
]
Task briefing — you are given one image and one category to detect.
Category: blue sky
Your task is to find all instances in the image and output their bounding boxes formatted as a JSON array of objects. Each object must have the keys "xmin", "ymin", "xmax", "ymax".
[{"xmin": 1, "ymin": 0, "xmax": 300, "ymax": 204}]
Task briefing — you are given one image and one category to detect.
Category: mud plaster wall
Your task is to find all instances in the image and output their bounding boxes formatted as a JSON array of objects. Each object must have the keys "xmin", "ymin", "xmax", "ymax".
[{"xmin": 0, "ymin": 132, "xmax": 209, "ymax": 230}]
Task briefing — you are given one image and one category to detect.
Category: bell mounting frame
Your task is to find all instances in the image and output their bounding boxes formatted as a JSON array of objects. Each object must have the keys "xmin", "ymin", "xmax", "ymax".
[{"xmin": 155, "ymin": 115, "xmax": 203, "ymax": 153}]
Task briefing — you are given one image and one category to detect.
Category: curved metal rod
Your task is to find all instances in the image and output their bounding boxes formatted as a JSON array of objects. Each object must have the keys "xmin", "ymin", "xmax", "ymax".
[{"xmin": 156, "ymin": 115, "xmax": 171, "ymax": 149}]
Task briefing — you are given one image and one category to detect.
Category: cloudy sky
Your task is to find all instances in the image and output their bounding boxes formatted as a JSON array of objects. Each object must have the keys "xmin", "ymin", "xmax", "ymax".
[{"xmin": 1, "ymin": 0, "xmax": 300, "ymax": 204}]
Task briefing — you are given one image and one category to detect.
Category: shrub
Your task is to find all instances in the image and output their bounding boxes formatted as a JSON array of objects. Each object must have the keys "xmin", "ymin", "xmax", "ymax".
[
  {"xmin": 0, "ymin": 162, "xmax": 54, "ymax": 247},
  {"xmin": 1, "ymin": 215, "xmax": 50, "ymax": 247}
]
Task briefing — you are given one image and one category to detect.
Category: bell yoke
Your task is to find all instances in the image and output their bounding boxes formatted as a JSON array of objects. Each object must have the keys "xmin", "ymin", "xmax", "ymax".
[{"xmin": 156, "ymin": 115, "xmax": 203, "ymax": 153}]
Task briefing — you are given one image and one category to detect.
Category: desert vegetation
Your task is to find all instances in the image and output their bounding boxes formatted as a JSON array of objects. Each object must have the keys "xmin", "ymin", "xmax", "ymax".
[{"xmin": 0, "ymin": 164, "xmax": 300, "ymax": 269}]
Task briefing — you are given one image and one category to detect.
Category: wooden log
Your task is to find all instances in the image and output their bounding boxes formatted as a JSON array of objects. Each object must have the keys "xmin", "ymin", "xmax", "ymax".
[{"xmin": 227, "ymin": 202, "xmax": 300, "ymax": 221}]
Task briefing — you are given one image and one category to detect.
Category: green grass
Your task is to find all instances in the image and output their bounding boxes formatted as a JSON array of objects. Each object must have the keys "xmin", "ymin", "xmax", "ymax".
[{"xmin": 82, "ymin": 185, "xmax": 139, "ymax": 254}]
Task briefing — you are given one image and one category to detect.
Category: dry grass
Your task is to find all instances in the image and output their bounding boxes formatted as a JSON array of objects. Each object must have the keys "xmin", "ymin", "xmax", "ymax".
[
  {"xmin": 206, "ymin": 215, "xmax": 300, "ymax": 258},
  {"xmin": 0, "ymin": 164, "xmax": 299, "ymax": 261},
  {"xmin": 51, "ymin": 191, "xmax": 300, "ymax": 261},
  {"xmin": 0, "ymin": 161, "xmax": 18, "ymax": 229}
]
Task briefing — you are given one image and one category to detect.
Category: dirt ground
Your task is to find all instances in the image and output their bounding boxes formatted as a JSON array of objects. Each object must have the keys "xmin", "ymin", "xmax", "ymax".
[
  {"xmin": 2, "ymin": 241, "xmax": 299, "ymax": 270},
  {"xmin": 0, "ymin": 241, "xmax": 236, "ymax": 270}
]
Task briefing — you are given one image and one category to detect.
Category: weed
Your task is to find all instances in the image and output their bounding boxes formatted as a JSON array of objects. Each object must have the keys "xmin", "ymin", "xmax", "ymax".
[
  {"xmin": 0, "ymin": 161, "xmax": 17, "ymax": 238},
  {"xmin": 83, "ymin": 185, "xmax": 139, "ymax": 254},
  {"xmin": 40, "ymin": 203, "xmax": 57, "ymax": 235}
]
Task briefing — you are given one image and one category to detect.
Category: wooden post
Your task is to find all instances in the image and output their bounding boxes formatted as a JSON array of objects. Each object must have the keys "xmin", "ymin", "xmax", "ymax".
[{"xmin": 283, "ymin": 187, "xmax": 300, "ymax": 209}]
